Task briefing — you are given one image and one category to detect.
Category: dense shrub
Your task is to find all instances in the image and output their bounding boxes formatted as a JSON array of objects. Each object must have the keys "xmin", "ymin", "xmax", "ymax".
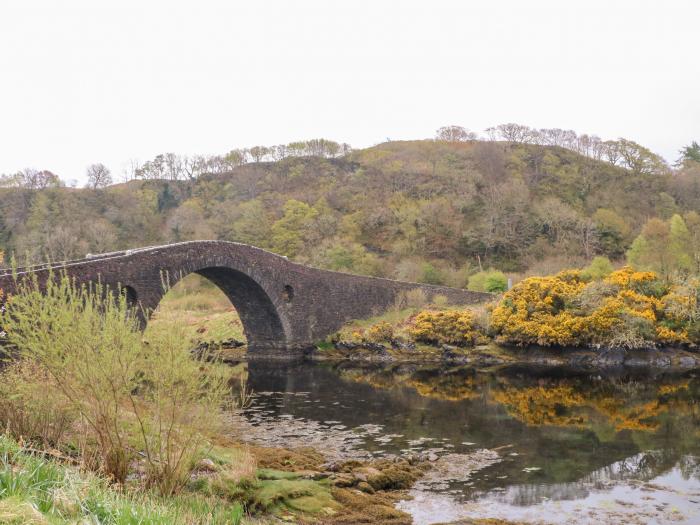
[
  {"xmin": 0, "ymin": 359, "xmax": 76, "ymax": 447},
  {"xmin": 408, "ymin": 310, "xmax": 484, "ymax": 346},
  {"xmin": 467, "ymin": 269, "xmax": 508, "ymax": 293},
  {"xmin": 490, "ymin": 266, "xmax": 698, "ymax": 349},
  {"xmin": 0, "ymin": 274, "xmax": 229, "ymax": 494},
  {"xmin": 581, "ymin": 256, "xmax": 613, "ymax": 280},
  {"xmin": 365, "ymin": 321, "xmax": 394, "ymax": 343}
]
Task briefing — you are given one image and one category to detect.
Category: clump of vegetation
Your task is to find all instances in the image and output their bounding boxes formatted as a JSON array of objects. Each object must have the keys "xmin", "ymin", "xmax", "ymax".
[
  {"xmin": 3, "ymin": 131, "xmax": 698, "ymax": 288},
  {"xmin": 581, "ymin": 256, "xmax": 614, "ymax": 280},
  {"xmin": 627, "ymin": 213, "xmax": 700, "ymax": 278},
  {"xmin": 467, "ymin": 269, "xmax": 508, "ymax": 293},
  {"xmin": 0, "ymin": 434, "xmax": 249, "ymax": 524},
  {"xmin": 408, "ymin": 310, "xmax": 486, "ymax": 346},
  {"xmin": 0, "ymin": 273, "xmax": 229, "ymax": 494},
  {"xmin": 365, "ymin": 321, "xmax": 394, "ymax": 343},
  {"xmin": 490, "ymin": 266, "xmax": 700, "ymax": 349},
  {"xmin": 0, "ymin": 358, "xmax": 76, "ymax": 448}
]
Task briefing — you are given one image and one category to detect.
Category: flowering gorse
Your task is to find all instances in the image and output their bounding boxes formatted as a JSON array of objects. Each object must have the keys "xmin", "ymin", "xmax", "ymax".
[{"xmin": 490, "ymin": 266, "xmax": 700, "ymax": 349}]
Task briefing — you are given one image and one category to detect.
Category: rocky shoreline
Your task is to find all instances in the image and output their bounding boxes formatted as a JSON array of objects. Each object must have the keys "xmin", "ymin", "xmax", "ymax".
[
  {"xmin": 310, "ymin": 341, "xmax": 700, "ymax": 370},
  {"xmin": 190, "ymin": 337, "xmax": 700, "ymax": 369}
]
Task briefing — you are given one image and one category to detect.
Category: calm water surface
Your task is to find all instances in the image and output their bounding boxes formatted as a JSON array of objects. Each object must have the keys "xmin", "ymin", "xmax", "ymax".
[{"xmin": 243, "ymin": 360, "xmax": 700, "ymax": 524}]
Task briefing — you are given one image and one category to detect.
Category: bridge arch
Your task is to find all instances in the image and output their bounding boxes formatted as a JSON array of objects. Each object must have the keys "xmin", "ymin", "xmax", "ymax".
[{"xmin": 142, "ymin": 264, "xmax": 290, "ymax": 351}]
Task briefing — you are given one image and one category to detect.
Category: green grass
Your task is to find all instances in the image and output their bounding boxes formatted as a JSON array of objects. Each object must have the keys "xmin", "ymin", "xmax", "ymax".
[
  {"xmin": 0, "ymin": 435, "xmax": 257, "ymax": 525},
  {"xmin": 146, "ymin": 274, "xmax": 246, "ymax": 345}
]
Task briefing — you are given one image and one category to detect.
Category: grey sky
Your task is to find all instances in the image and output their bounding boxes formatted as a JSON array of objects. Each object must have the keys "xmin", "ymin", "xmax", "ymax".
[{"xmin": 1, "ymin": 0, "xmax": 698, "ymax": 184}]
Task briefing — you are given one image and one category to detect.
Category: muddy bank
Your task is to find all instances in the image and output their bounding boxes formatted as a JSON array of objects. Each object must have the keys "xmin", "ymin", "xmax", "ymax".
[{"xmin": 311, "ymin": 341, "xmax": 700, "ymax": 370}]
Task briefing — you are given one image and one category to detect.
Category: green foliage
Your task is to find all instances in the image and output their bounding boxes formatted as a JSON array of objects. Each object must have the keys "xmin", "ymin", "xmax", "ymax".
[
  {"xmin": 581, "ymin": 256, "xmax": 613, "ymax": 280},
  {"xmin": 0, "ymin": 435, "xmax": 244, "ymax": 524},
  {"xmin": 0, "ymin": 359, "xmax": 76, "ymax": 448},
  {"xmin": 627, "ymin": 214, "xmax": 698, "ymax": 277},
  {"xmin": 314, "ymin": 241, "xmax": 383, "ymax": 276},
  {"xmin": 468, "ymin": 269, "xmax": 508, "ymax": 292},
  {"xmin": 1, "ymin": 136, "xmax": 698, "ymax": 283},
  {"xmin": 0, "ymin": 274, "xmax": 229, "ymax": 494},
  {"xmin": 593, "ymin": 208, "xmax": 630, "ymax": 258},
  {"xmin": 269, "ymin": 200, "xmax": 318, "ymax": 257},
  {"xmin": 419, "ymin": 262, "xmax": 445, "ymax": 285},
  {"xmin": 677, "ymin": 141, "xmax": 700, "ymax": 167}
]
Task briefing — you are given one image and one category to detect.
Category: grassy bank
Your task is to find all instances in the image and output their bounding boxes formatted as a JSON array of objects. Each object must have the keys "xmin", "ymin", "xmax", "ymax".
[{"xmin": 0, "ymin": 273, "xmax": 429, "ymax": 524}]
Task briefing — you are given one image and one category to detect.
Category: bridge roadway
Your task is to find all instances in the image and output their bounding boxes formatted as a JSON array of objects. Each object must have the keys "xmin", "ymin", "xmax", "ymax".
[{"xmin": 0, "ymin": 241, "xmax": 491, "ymax": 356}]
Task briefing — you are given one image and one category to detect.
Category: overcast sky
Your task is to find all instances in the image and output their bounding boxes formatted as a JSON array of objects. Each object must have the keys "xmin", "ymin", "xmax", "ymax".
[{"xmin": 1, "ymin": 0, "xmax": 698, "ymax": 184}]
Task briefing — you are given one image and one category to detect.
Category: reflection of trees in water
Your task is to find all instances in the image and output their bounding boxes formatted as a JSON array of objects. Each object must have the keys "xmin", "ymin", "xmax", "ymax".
[
  {"xmin": 477, "ymin": 451, "xmax": 698, "ymax": 506},
  {"xmin": 335, "ymin": 362, "xmax": 485, "ymax": 401},
  {"xmin": 334, "ymin": 362, "xmax": 699, "ymax": 440},
  {"xmin": 491, "ymin": 374, "xmax": 697, "ymax": 435},
  {"xmin": 249, "ymin": 361, "xmax": 700, "ymax": 501},
  {"xmin": 678, "ymin": 454, "xmax": 700, "ymax": 480}
]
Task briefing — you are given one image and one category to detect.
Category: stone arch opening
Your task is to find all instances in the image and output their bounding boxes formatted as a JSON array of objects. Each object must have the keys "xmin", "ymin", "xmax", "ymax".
[
  {"xmin": 120, "ymin": 285, "xmax": 138, "ymax": 308},
  {"xmin": 147, "ymin": 267, "xmax": 288, "ymax": 351}
]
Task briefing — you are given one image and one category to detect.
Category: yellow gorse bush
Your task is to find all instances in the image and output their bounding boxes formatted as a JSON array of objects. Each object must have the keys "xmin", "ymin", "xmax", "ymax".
[
  {"xmin": 491, "ymin": 266, "xmax": 700, "ymax": 349},
  {"xmin": 364, "ymin": 321, "xmax": 394, "ymax": 343},
  {"xmin": 408, "ymin": 309, "xmax": 483, "ymax": 346}
]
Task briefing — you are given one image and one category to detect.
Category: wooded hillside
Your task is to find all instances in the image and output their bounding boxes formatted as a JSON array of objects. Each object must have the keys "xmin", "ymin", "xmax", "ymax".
[{"xmin": 2, "ymin": 129, "xmax": 699, "ymax": 287}]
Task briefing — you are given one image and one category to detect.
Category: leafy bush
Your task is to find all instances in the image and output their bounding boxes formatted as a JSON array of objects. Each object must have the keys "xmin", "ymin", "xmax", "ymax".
[
  {"xmin": 581, "ymin": 256, "xmax": 613, "ymax": 280},
  {"xmin": 467, "ymin": 269, "xmax": 508, "ymax": 293},
  {"xmin": 408, "ymin": 310, "xmax": 483, "ymax": 346},
  {"xmin": 490, "ymin": 266, "xmax": 698, "ymax": 349},
  {"xmin": 0, "ymin": 274, "xmax": 229, "ymax": 494},
  {"xmin": 419, "ymin": 263, "xmax": 445, "ymax": 285},
  {"xmin": 365, "ymin": 321, "xmax": 394, "ymax": 343}
]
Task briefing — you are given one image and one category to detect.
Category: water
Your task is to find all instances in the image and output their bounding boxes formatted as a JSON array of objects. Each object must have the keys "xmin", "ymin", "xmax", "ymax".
[{"xmin": 242, "ymin": 360, "xmax": 700, "ymax": 524}]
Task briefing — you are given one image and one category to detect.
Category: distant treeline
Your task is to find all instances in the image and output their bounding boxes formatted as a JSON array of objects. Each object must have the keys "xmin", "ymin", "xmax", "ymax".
[{"xmin": 2, "ymin": 123, "xmax": 688, "ymax": 190}]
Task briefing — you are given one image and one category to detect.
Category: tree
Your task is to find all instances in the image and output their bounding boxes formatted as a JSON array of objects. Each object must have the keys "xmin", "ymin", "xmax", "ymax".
[
  {"xmin": 593, "ymin": 208, "xmax": 630, "ymax": 258},
  {"xmin": 247, "ymin": 146, "xmax": 271, "ymax": 163},
  {"xmin": 269, "ymin": 200, "xmax": 318, "ymax": 257},
  {"xmin": 85, "ymin": 163, "xmax": 112, "ymax": 189},
  {"xmin": 656, "ymin": 192, "xmax": 679, "ymax": 219},
  {"xmin": 581, "ymin": 256, "xmax": 613, "ymax": 280},
  {"xmin": 165, "ymin": 200, "xmax": 213, "ymax": 241},
  {"xmin": 7, "ymin": 169, "xmax": 62, "ymax": 190},
  {"xmin": 435, "ymin": 125, "xmax": 476, "ymax": 142},
  {"xmin": 496, "ymin": 123, "xmax": 533, "ymax": 143},
  {"xmin": 616, "ymin": 138, "xmax": 668, "ymax": 175},
  {"xmin": 669, "ymin": 214, "xmax": 693, "ymax": 273},
  {"xmin": 419, "ymin": 262, "xmax": 445, "ymax": 285},
  {"xmin": 627, "ymin": 218, "xmax": 671, "ymax": 276},
  {"xmin": 677, "ymin": 141, "xmax": 700, "ymax": 168},
  {"xmin": 684, "ymin": 211, "xmax": 700, "ymax": 274}
]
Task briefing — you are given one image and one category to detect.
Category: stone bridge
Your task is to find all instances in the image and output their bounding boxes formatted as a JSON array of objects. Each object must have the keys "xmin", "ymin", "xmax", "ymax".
[{"xmin": 0, "ymin": 241, "xmax": 491, "ymax": 356}]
